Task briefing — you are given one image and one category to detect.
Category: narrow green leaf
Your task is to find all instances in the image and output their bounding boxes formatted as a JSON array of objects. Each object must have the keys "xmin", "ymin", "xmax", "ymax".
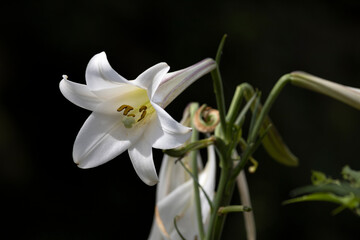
[
  {"xmin": 283, "ymin": 192, "xmax": 346, "ymax": 205},
  {"xmin": 290, "ymin": 184, "xmax": 351, "ymax": 197},
  {"xmin": 211, "ymin": 34, "xmax": 227, "ymax": 137},
  {"xmin": 283, "ymin": 192, "xmax": 360, "ymax": 215}
]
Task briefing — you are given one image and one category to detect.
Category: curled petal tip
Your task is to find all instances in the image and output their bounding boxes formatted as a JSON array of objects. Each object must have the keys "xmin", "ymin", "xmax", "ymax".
[
  {"xmin": 74, "ymin": 160, "xmax": 84, "ymax": 168},
  {"xmin": 204, "ymin": 57, "xmax": 216, "ymax": 64},
  {"xmin": 147, "ymin": 179, "xmax": 159, "ymax": 186},
  {"xmin": 202, "ymin": 58, "xmax": 217, "ymax": 69},
  {"xmin": 139, "ymin": 174, "xmax": 159, "ymax": 186},
  {"xmin": 97, "ymin": 51, "xmax": 106, "ymax": 57}
]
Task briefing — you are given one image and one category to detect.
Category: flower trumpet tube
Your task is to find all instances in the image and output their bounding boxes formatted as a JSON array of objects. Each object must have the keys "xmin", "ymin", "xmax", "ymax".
[
  {"xmin": 290, "ymin": 71, "xmax": 360, "ymax": 110},
  {"xmin": 59, "ymin": 52, "xmax": 216, "ymax": 185},
  {"xmin": 148, "ymin": 110, "xmax": 216, "ymax": 240}
]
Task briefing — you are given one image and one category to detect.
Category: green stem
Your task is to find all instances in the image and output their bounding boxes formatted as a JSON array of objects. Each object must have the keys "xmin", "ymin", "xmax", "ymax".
[
  {"xmin": 218, "ymin": 205, "xmax": 252, "ymax": 214},
  {"xmin": 209, "ymin": 76, "xmax": 291, "ymax": 239},
  {"xmin": 225, "ymin": 83, "xmax": 254, "ymax": 140},
  {"xmin": 212, "ymin": 180, "xmax": 236, "ymax": 240},
  {"xmin": 247, "ymin": 74, "xmax": 291, "ymax": 144},
  {"xmin": 226, "ymin": 83, "xmax": 254, "ymax": 125},
  {"xmin": 206, "ymin": 36, "xmax": 234, "ymax": 240},
  {"xmin": 235, "ymin": 93, "xmax": 258, "ymax": 128},
  {"xmin": 226, "ymin": 85, "xmax": 243, "ymax": 124},
  {"xmin": 211, "ymin": 35, "xmax": 228, "ymax": 138},
  {"xmin": 190, "ymin": 103, "xmax": 205, "ymax": 240},
  {"xmin": 206, "ymin": 159, "xmax": 232, "ymax": 240},
  {"xmin": 230, "ymin": 74, "xmax": 291, "ymax": 180},
  {"xmin": 209, "ymin": 74, "xmax": 291, "ymax": 239}
]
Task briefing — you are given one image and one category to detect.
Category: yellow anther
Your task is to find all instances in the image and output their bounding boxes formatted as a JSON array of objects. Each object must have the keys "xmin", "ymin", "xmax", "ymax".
[
  {"xmin": 139, "ymin": 106, "xmax": 147, "ymax": 112},
  {"xmin": 137, "ymin": 105, "xmax": 147, "ymax": 122},
  {"xmin": 117, "ymin": 105, "xmax": 134, "ymax": 115}
]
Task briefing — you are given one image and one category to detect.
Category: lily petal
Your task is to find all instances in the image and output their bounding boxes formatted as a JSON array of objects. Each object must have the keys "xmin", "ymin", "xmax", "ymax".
[
  {"xmin": 59, "ymin": 76, "xmax": 101, "ymax": 111},
  {"xmin": 149, "ymin": 129, "xmax": 216, "ymax": 239},
  {"xmin": 156, "ymin": 180, "xmax": 194, "ymax": 237},
  {"xmin": 152, "ymin": 145, "xmax": 216, "ymax": 240},
  {"xmin": 199, "ymin": 145, "xmax": 216, "ymax": 222},
  {"xmin": 155, "ymin": 153, "xmax": 189, "ymax": 201},
  {"xmin": 153, "ymin": 58, "xmax": 216, "ymax": 108},
  {"xmin": 94, "ymin": 85, "xmax": 149, "ymax": 116},
  {"xmin": 169, "ymin": 203, "xmax": 199, "ymax": 240},
  {"xmin": 132, "ymin": 63, "xmax": 170, "ymax": 99},
  {"xmin": 73, "ymin": 112, "xmax": 144, "ymax": 168},
  {"xmin": 145, "ymin": 110, "xmax": 192, "ymax": 150},
  {"xmin": 151, "ymin": 103, "xmax": 192, "ymax": 149},
  {"xmin": 148, "ymin": 220, "xmax": 165, "ymax": 240},
  {"xmin": 61, "ymin": 52, "xmax": 215, "ymax": 187},
  {"xmin": 128, "ymin": 140, "xmax": 158, "ymax": 186},
  {"xmin": 91, "ymin": 82, "xmax": 141, "ymax": 100},
  {"xmin": 86, "ymin": 52, "xmax": 128, "ymax": 91}
]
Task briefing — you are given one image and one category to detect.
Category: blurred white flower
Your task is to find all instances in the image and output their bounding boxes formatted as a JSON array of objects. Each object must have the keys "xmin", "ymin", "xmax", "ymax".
[
  {"xmin": 148, "ymin": 109, "xmax": 216, "ymax": 239},
  {"xmin": 59, "ymin": 52, "xmax": 215, "ymax": 185}
]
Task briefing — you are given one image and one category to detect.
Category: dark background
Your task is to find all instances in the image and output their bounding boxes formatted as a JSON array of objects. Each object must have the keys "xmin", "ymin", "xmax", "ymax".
[{"xmin": 1, "ymin": 0, "xmax": 360, "ymax": 239}]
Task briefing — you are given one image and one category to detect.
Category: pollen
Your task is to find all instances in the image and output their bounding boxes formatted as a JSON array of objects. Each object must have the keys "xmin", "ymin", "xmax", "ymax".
[
  {"xmin": 117, "ymin": 105, "xmax": 134, "ymax": 115},
  {"xmin": 138, "ymin": 106, "xmax": 147, "ymax": 122},
  {"xmin": 117, "ymin": 104, "xmax": 149, "ymax": 124}
]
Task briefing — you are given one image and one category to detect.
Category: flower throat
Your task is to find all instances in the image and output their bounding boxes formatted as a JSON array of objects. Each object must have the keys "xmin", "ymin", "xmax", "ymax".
[{"xmin": 117, "ymin": 103, "xmax": 153, "ymax": 128}]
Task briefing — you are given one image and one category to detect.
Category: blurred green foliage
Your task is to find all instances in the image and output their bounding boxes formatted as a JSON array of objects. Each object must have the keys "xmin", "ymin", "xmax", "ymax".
[{"xmin": 284, "ymin": 166, "xmax": 360, "ymax": 216}]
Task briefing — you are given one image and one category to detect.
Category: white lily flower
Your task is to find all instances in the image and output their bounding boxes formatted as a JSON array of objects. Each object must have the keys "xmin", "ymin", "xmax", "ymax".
[
  {"xmin": 291, "ymin": 71, "xmax": 360, "ymax": 110},
  {"xmin": 59, "ymin": 52, "xmax": 216, "ymax": 185},
  {"xmin": 148, "ymin": 109, "xmax": 216, "ymax": 240}
]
